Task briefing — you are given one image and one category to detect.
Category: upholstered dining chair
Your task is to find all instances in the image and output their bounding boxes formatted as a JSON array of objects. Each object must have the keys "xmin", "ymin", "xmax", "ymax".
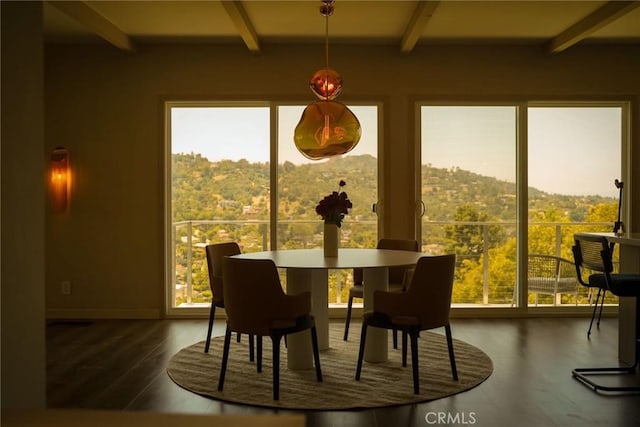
[
  {"xmin": 204, "ymin": 242, "xmax": 254, "ymax": 359},
  {"xmin": 571, "ymin": 233, "xmax": 640, "ymax": 393},
  {"xmin": 219, "ymin": 257, "xmax": 323, "ymax": 400},
  {"xmin": 355, "ymin": 254, "xmax": 458, "ymax": 394},
  {"xmin": 344, "ymin": 238, "xmax": 420, "ymax": 348}
]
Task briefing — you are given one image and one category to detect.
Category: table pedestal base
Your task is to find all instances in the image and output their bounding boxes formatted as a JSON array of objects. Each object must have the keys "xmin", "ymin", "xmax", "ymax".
[
  {"xmin": 363, "ymin": 267, "xmax": 389, "ymax": 363},
  {"xmin": 286, "ymin": 268, "xmax": 328, "ymax": 370},
  {"xmin": 285, "ymin": 266, "xmax": 390, "ymax": 369}
]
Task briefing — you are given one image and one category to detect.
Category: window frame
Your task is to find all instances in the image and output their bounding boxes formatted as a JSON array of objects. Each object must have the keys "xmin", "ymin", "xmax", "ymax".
[
  {"xmin": 414, "ymin": 99, "xmax": 630, "ymax": 316},
  {"xmin": 164, "ymin": 100, "xmax": 383, "ymax": 317}
]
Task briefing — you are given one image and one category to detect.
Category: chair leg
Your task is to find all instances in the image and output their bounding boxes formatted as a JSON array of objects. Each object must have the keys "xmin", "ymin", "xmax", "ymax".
[
  {"xmin": 204, "ymin": 304, "xmax": 216, "ymax": 353},
  {"xmin": 445, "ymin": 324, "xmax": 458, "ymax": 381},
  {"xmin": 409, "ymin": 331, "xmax": 420, "ymax": 394},
  {"xmin": 355, "ymin": 322, "xmax": 368, "ymax": 380},
  {"xmin": 596, "ymin": 290, "xmax": 606, "ymax": 328},
  {"xmin": 271, "ymin": 334, "xmax": 282, "ymax": 400},
  {"xmin": 393, "ymin": 328, "xmax": 398, "ymax": 349},
  {"xmin": 311, "ymin": 325, "xmax": 323, "ymax": 382},
  {"xmin": 402, "ymin": 330, "xmax": 408, "ymax": 367},
  {"xmin": 572, "ymin": 337, "xmax": 640, "ymax": 393},
  {"xmin": 249, "ymin": 334, "xmax": 255, "ymax": 361},
  {"xmin": 217, "ymin": 325, "xmax": 232, "ymax": 391},
  {"xmin": 236, "ymin": 332, "xmax": 241, "ymax": 343},
  {"xmin": 573, "ymin": 364, "xmax": 640, "ymax": 393},
  {"xmin": 573, "ymin": 299, "xmax": 640, "ymax": 393},
  {"xmin": 256, "ymin": 336, "xmax": 263, "ymax": 373},
  {"xmin": 588, "ymin": 289, "xmax": 603, "ymax": 338},
  {"xmin": 344, "ymin": 295, "xmax": 354, "ymax": 341}
]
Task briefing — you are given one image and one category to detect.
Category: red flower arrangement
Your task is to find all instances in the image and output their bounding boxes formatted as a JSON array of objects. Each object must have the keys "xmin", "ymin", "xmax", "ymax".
[{"xmin": 316, "ymin": 180, "xmax": 352, "ymax": 228}]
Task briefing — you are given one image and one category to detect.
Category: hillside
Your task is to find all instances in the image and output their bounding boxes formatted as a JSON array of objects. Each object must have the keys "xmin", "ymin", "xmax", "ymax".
[
  {"xmin": 172, "ymin": 152, "xmax": 617, "ymax": 306},
  {"xmin": 173, "ymin": 152, "xmax": 616, "ymax": 223}
]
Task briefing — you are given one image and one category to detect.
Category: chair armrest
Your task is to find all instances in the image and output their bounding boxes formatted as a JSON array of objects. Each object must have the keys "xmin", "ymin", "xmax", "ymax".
[
  {"xmin": 277, "ymin": 291, "xmax": 311, "ymax": 320},
  {"xmin": 373, "ymin": 290, "xmax": 410, "ymax": 317},
  {"xmin": 558, "ymin": 257, "xmax": 575, "ymax": 276}
]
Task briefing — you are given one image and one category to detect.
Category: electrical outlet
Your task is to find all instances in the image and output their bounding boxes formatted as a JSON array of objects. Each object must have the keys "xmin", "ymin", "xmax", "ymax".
[{"xmin": 61, "ymin": 281, "xmax": 72, "ymax": 295}]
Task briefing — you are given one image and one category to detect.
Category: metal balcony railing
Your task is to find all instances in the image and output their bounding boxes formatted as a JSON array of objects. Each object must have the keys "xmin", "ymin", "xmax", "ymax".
[{"xmin": 171, "ymin": 220, "xmax": 614, "ymax": 308}]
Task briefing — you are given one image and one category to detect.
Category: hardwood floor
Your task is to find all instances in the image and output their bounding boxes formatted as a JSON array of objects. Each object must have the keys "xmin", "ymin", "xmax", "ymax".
[{"xmin": 46, "ymin": 317, "xmax": 640, "ymax": 427}]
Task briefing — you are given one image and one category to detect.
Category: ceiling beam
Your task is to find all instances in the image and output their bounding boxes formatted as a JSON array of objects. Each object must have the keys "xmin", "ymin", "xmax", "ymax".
[
  {"xmin": 400, "ymin": 0, "xmax": 440, "ymax": 53},
  {"xmin": 47, "ymin": 1, "xmax": 135, "ymax": 52},
  {"xmin": 221, "ymin": 0, "xmax": 260, "ymax": 53},
  {"xmin": 547, "ymin": 0, "xmax": 640, "ymax": 54}
]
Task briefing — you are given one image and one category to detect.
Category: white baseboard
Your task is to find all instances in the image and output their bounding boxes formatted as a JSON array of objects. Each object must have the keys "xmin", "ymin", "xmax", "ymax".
[{"xmin": 46, "ymin": 308, "xmax": 161, "ymax": 319}]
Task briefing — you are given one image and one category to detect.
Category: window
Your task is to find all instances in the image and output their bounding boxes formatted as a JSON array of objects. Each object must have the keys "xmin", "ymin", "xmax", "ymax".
[
  {"xmin": 526, "ymin": 105, "xmax": 623, "ymax": 307},
  {"xmin": 418, "ymin": 102, "xmax": 627, "ymax": 309},
  {"xmin": 419, "ymin": 106, "xmax": 517, "ymax": 306},
  {"xmin": 166, "ymin": 103, "xmax": 271, "ymax": 315},
  {"xmin": 277, "ymin": 105, "xmax": 379, "ymax": 304},
  {"xmin": 166, "ymin": 102, "xmax": 379, "ymax": 315}
]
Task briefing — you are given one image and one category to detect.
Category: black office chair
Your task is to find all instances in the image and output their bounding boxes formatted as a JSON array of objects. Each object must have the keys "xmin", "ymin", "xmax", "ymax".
[
  {"xmin": 571, "ymin": 233, "xmax": 640, "ymax": 393},
  {"xmin": 571, "ymin": 240, "xmax": 609, "ymax": 338}
]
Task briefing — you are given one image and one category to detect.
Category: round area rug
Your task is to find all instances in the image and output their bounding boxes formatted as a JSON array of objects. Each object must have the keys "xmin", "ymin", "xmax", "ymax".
[{"xmin": 166, "ymin": 323, "xmax": 492, "ymax": 410}]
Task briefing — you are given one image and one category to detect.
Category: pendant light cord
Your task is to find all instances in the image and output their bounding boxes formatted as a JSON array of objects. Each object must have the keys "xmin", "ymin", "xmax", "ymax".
[
  {"xmin": 320, "ymin": 0, "xmax": 334, "ymax": 101},
  {"xmin": 325, "ymin": 12, "xmax": 329, "ymax": 73}
]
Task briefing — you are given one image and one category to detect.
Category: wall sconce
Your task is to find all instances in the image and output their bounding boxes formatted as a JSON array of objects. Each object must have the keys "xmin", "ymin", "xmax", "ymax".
[{"xmin": 50, "ymin": 147, "xmax": 70, "ymax": 213}]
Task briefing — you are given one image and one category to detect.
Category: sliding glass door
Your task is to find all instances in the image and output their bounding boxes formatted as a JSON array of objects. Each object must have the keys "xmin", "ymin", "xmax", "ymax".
[
  {"xmin": 418, "ymin": 101, "xmax": 627, "ymax": 309},
  {"xmin": 527, "ymin": 104, "xmax": 623, "ymax": 307},
  {"xmin": 165, "ymin": 101, "xmax": 379, "ymax": 315},
  {"xmin": 167, "ymin": 103, "xmax": 271, "ymax": 314},
  {"xmin": 277, "ymin": 105, "xmax": 379, "ymax": 304},
  {"xmin": 419, "ymin": 105, "xmax": 517, "ymax": 306}
]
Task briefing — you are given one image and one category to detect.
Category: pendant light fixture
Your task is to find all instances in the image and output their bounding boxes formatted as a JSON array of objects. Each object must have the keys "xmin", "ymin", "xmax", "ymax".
[{"xmin": 294, "ymin": 0, "xmax": 361, "ymax": 160}]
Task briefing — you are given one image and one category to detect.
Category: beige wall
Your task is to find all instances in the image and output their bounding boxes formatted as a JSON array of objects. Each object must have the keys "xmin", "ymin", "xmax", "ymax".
[
  {"xmin": 1, "ymin": 1, "xmax": 46, "ymax": 408},
  {"xmin": 43, "ymin": 42, "xmax": 640, "ymax": 318}
]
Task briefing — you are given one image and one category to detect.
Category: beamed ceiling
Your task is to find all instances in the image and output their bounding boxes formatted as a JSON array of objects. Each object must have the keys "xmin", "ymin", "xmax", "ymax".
[{"xmin": 43, "ymin": 0, "xmax": 640, "ymax": 54}]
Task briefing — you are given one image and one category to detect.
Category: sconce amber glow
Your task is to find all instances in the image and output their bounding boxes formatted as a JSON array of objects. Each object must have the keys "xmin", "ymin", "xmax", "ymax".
[{"xmin": 50, "ymin": 147, "xmax": 70, "ymax": 213}]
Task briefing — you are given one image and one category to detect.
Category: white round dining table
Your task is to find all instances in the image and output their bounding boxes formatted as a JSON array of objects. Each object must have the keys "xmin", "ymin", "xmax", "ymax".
[{"xmin": 232, "ymin": 248, "xmax": 425, "ymax": 370}]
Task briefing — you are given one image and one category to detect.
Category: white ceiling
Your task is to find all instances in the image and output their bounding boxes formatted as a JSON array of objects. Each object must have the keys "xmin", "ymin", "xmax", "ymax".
[{"xmin": 43, "ymin": 1, "xmax": 640, "ymax": 54}]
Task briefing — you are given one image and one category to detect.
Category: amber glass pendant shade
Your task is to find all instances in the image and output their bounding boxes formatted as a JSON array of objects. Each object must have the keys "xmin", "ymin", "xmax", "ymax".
[
  {"xmin": 310, "ymin": 68, "xmax": 343, "ymax": 100},
  {"xmin": 294, "ymin": 100, "xmax": 361, "ymax": 160},
  {"xmin": 294, "ymin": 0, "xmax": 360, "ymax": 160}
]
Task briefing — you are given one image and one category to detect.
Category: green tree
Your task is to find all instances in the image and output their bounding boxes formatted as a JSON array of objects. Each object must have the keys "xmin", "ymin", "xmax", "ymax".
[
  {"xmin": 445, "ymin": 205, "xmax": 505, "ymax": 256},
  {"xmin": 528, "ymin": 207, "xmax": 571, "ymax": 256},
  {"xmin": 586, "ymin": 202, "xmax": 617, "ymax": 223}
]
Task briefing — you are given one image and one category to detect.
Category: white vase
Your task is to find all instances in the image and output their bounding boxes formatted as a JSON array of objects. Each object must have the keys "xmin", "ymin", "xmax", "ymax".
[{"xmin": 323, "ymin": 222, "xmax": 339, "ymax": 257}]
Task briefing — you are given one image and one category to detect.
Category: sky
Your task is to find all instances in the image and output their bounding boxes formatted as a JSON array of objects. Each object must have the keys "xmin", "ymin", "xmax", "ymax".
[
  {"xmin": 172, "ymin": 105, "xmax": 622, "ymax": 198},
  {"xmin": 528, "ymin": 107, "xmax": 621, "ymax": 198},
  {"xmin": 171, "ymin": 105, "xmax": 378, "ymax": 166},
  {"xmin": 421, "ymin": 106, "xmax": 622, "ymax": 198}
]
